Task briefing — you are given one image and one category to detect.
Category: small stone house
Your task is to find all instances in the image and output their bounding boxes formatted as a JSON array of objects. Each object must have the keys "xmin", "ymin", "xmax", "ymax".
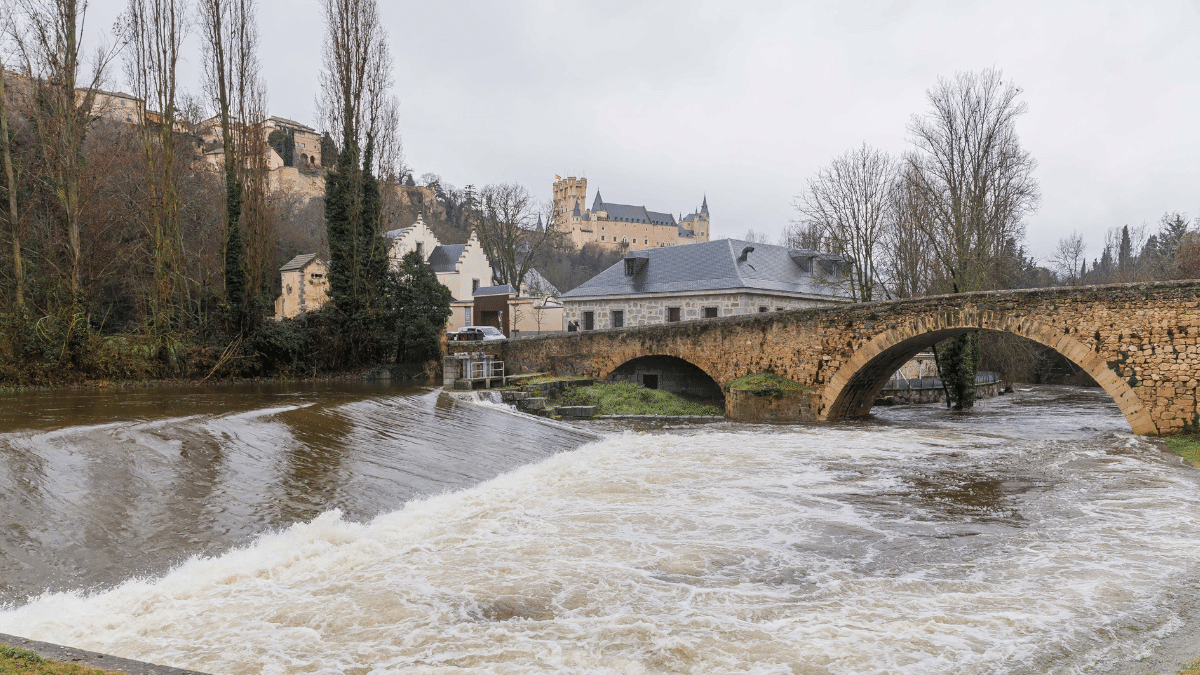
[
  {"xmin": 274, "ymin": 254, "xmax": 330, "ymax": 320},
  {"xmin": 560, "ymin": 238, "xmax": 854, "ymax": 330}
]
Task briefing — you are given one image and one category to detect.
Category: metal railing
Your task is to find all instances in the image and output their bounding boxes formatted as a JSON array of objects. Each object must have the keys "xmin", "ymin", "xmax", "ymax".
[{"xmin": 882, "ymin": 371, "xmax": 999, "ymax": 392}]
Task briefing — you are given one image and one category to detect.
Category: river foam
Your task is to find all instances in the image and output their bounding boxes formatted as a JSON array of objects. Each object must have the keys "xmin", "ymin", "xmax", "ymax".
[{"xmin": 3, "ymin": 408, "xmax": 1200, "ymax": 674}]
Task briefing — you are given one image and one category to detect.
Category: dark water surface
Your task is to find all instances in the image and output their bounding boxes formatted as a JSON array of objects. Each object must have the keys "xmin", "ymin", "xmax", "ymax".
[{"xmin": 0, "ymin": 381, "xmax": 596, "ymax": 605}]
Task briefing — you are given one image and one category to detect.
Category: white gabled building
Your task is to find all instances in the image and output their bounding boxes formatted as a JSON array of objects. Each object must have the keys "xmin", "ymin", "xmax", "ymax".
[{"xmin": 384, "ymin": 215, "xmax": 495, "ymax": 331}]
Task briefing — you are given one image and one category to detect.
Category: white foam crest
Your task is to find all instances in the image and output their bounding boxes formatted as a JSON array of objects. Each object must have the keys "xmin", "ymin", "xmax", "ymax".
[{"xmin": 2, "ymin": 427, "xmax": 1199, "ymax": 674}]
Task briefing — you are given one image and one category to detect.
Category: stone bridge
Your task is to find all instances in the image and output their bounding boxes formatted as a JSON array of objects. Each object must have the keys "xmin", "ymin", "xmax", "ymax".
[{"xmin": 465, "ymin": 281, "xmax": 1200, "ymax": 436}]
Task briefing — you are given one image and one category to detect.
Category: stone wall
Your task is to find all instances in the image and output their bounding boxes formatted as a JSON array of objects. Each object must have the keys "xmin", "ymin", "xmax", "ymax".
[
  {"xmin": 465, "ymin": 281, "xmax": 1200, "ymax": 436},
  {"xmin": 564, "ymin": 292, "xmax": 839, "ymax": 330}
]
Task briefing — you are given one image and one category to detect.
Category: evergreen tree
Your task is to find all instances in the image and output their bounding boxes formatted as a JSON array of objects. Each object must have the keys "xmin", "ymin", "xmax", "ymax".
[
  {"xmin": 1119, "ymin": 225, "xmax": 1132, "ymax": 274},
  {"xmin": 391, "ymin": 250, "xmax": 452, "ymax": 363},
  {"xmin": 936, "ymin": 332, "xmax": 980, "ymax": 410},
  {"xmin": 359, "ymin": 140, "xmax": 390, "ymax": 315},
  {"xmin": 224, "ymin": 180, "xmax": 247, "ymax": 330},
  {"xmin": 325, "ymin": 139, "xmax": 361, "ymax": 317}
]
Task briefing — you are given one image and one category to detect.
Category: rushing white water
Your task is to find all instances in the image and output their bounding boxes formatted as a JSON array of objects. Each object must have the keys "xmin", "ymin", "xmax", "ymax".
[{"xmin": 3, "ymin": 387, "xmax": 1200, "ymax": 674}]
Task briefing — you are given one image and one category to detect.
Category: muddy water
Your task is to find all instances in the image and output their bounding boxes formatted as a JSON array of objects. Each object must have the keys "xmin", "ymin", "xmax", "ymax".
[
  {"xmin": 2, "ymin": 384, "xmax": 1199, "ymax": 675},
  {"xmin": 0, "ymin": 381, "xmax": 596, "ymax": 604}
]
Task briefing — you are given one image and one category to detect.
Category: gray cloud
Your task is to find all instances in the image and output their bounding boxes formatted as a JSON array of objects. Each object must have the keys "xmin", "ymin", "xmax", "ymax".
[{"xmin": 82, "ymin": 0, "xmax": 1199, "ymax": 261}]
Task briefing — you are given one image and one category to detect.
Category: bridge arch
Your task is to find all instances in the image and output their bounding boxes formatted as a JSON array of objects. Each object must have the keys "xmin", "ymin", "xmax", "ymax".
[
  {"xmin": 598, "ymin": 353, "xmax": 726, "ymax": 406},
  {"xmin": 819, "ymin": 311, "xmax": 1157, "ymax": 435}
]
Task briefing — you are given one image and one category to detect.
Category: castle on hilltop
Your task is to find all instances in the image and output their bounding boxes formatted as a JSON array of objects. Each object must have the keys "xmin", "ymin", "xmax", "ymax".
[{"xmin": 552, "ymin": 176, "xmax": 710, "ymax": 252}]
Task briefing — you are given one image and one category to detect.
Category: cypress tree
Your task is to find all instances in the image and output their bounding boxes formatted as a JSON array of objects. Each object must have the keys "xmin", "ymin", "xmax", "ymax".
[
  {"xmin": 1119, "ymin": 225, "xmax": 1132, "ymax": 274},
  {"xmin": 325, "ymin": 139, "xmax": 361, "ymax": 317},
  {"xmin": 224, "ymin": 179, "xmax": 247, "ymax": 331},
  {"xmin": 359, "ymin": 140, "xmax": 390, "ymax": 314}
]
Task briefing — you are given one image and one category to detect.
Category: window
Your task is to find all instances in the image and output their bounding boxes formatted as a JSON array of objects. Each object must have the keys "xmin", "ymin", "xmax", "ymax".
[
  {"xmin": 703, "ymin": 307, "xmax": 719, "ymax": 319},
  {"xmin": 758, "ymin": 306, "xmax": 768, "ymax": 313},
  {"xmin": 667, "ymin": 307, "xmax": 681, "ymax": 322},
  {"xmin": 776, "ymin": 307, "xmax": 783, "ymax": 312},
  {"xmin": 416, "ymin": 242, "xmax": 424, "ymax": 257},
  {"xmin": 641, "ymin": 374, "xmax": 659, "ymax": 389},
  {"xmin": 601, "ymin": 235, "xmax": 606, "ymax": 241},
  {"xmin": 472, "ymin": 279, "xmax": 480, "ymax": 293},
  {"xmin": 644, "ymin": 239, "xmax": 648, "ymax": 244},
  {"xmin": 464, "ymin": 307, "xmax": 471, "ymax": 326},
  {"xmin": 583, "ymin": 311, "xmax": 594, "ymax": 330},
  {"xmin": 612, "ymin": 310, "xmax": 624, "ymax": 328}
]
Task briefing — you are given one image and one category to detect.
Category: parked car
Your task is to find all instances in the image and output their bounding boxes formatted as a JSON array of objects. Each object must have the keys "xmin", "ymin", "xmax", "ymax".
[{"xmin": 448, "ymin": 326, "xmax": 507, "ymax": 342}]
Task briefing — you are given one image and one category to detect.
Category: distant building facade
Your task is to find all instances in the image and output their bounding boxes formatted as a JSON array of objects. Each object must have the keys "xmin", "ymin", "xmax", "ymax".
[
  {"xmin": 552, "ymin": 176, "xmax": 710, "ymax": 252},
  {"xmin": 265, "ymin": 116, "xmax": 322, "ymax": 168},
  {"xmin": 274, "ymin": 254, "xmax": 330, "ymax": 320},
  {"xmin": 560, "ymin": 238, "xmax": 853, "ymax": 331}
]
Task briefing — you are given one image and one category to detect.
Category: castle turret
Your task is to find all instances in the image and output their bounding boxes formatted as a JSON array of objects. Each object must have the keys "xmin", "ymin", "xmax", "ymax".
[{"xmin": 700, "ymin": 194, "xmax": 709, "ymax": 218}]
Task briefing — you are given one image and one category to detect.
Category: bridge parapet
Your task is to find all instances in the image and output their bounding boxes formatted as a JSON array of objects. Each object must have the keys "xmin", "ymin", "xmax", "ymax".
[{"xmin": 457, "ymin": 281, "xmax": 1200, "ymax": 435}]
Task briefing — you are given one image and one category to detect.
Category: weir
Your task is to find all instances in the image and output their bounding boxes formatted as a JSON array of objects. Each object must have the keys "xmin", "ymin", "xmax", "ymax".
[{"xmin": 464, "ymin": 280, "xmax": 1200, "ymax": 435}]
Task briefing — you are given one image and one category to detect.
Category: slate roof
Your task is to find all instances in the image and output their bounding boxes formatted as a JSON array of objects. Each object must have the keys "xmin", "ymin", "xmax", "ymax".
[
  {"xmin": 269, "ymin": 116, "xmax": 317, "ymax": 133},
  {"xmin": 383, "ymin": 227, "xmax": 411, "ymax": 240},
  {"xmin": 522, "ymin": 268, "xmax": 560, "ymax": 296},
  {"xmin": 560, "ymin": 239, "xmax": 853, "ymax": 300},
  {"xmin": 280, "ymin": 253, "xmax": 321, "ymax": 272},
  {"xmin": 474, "ymin": 284, "xmax": 516, "ymax": 296},
  {"xmin": 646, "ymin": 210, "xmax": 677, "ymax": 226},
  {"xmin": 593, "ymin": 199, "xmax": 680, "ymax": 227},
  {"xmin": 427, "ymin": 244, "xmax": 466, "ymax": 273}
]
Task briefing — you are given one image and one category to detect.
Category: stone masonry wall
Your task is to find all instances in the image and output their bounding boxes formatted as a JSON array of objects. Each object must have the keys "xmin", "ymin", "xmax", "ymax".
[
  {"xmin": 563, "ymin": 292, "xmax": 840, "ymax": 330},
  {"xmin": 466, "ymin": 281, "xmax": 1200, "ymax": 436}
]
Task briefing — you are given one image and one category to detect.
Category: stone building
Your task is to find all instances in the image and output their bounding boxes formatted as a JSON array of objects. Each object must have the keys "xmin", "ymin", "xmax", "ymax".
[
  {"xmin": 274, "ymin": 254, "xmax": 330, "ymax": 320},
  {"xmin": 560, "ymin": 238, "xmax": 853, "ymax": 330},
  {"xmin": 552, "ymin": 176, "xmax": 710, "ymax": 252},
  {"xmin": 265, "ymin": 116, "xmax": 322, "ymax": 168}
]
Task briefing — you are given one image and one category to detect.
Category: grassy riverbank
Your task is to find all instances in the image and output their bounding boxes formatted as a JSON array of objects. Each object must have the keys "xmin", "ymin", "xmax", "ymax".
[
  {"xmin": 556, "ymin": 381, "xmax": 723, "ymax": 416},
  {"xmin": 0, "ymin": 644, "xmax": 112, "ymax": 674},
  {"xmin": 1164, "ymin": 434, "xmax": 1200, "ymax": 466}
]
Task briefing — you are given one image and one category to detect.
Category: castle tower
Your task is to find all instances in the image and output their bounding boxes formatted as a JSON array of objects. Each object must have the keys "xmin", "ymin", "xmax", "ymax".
[{"xmin": 552, "ymin": 176, "xmax": 588, "ymax": 226}]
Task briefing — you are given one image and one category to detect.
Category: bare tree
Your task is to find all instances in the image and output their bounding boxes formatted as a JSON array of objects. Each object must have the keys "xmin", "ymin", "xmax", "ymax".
[
  {"xmin": 780, "ymin": 220, "xmax": 826, "ymax": 251},
  {"xmin": 1050, "ymin": 230, "xmax": 1085, "ymax": 285},
  {"xmin": 198, "ymin": 0, "xmax": 264, "ymax": 327},
  {"xmin": 8, "ymin": 0, "xmax": 117, "ymax": 301},
  {"xmin": 794, "ymin": 143, "xmax": 894, "ymax": 301},
  {"xmin": 316, "ymin": 0, "xmax": 390, "ymax": 154},
  {"xmin": 122, "ymin": 0, "xmax": 187, "ymax": 339},
  {"xmin": 478, "ymin": 183, "xmax": 556, "ymax": 295},
  {"xmin": 0, "ymin": 61, "xmax": 23, "ymax": 307},
  {"xmin": 905, "ymin": 68, "xmax": 1040, "ymax": 293},
  {"xmin": 882, "ymin": 161, "xmax": 938, "ymax": 298},
  {"xmin": 742, "ymin": 228, "xmax": 772, "ymax": 244},
  {"xmin": 175, "ymin": 89, "xmax": 206, "ymax": 134}
]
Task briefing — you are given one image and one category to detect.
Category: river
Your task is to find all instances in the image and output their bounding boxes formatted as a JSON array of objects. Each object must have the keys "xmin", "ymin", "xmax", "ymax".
[{"xmin": 0, "ymin": 382, "xmax": 1198, "ymax": 674}]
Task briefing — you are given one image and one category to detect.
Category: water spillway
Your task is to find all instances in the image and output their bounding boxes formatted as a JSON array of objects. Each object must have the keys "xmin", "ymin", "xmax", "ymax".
[{"xmin": 1, "ymin": 383, "xmax": 1199, "ymax": 674}]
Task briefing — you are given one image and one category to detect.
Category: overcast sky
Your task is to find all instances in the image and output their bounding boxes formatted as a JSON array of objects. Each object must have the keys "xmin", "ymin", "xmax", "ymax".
[{"xmin": 81, "ymin": 0, "xmax": 1200, "ymax": 262}]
